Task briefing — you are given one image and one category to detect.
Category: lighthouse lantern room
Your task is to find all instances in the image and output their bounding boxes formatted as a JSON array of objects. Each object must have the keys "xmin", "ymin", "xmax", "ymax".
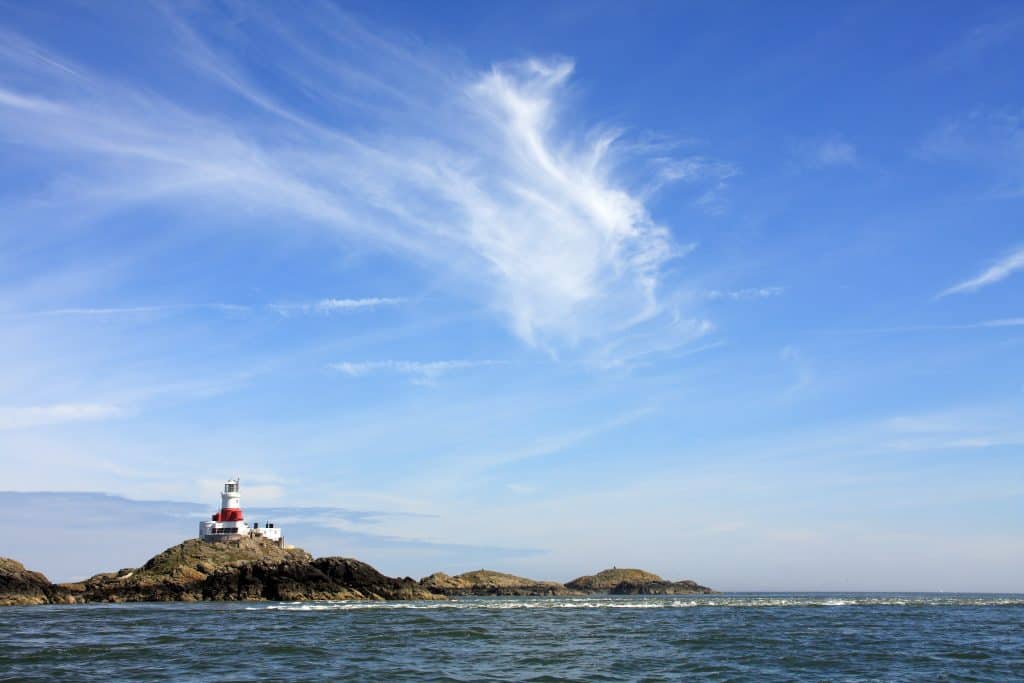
[{"xmin": 199, "ymin": 478, "xmax": 282, "ymax": 543}]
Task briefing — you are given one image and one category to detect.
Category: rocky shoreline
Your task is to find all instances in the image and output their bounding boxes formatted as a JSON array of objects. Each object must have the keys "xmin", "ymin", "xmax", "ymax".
[{"xmin": 1, "ymin": 538, "xmax": 714, "ymax": 606}]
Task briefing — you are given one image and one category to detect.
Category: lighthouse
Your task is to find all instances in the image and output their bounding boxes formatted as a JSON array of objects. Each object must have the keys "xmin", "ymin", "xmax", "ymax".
[{"xmin": 198, "ymin": 478, "xmax": 282, "ymax": 543}]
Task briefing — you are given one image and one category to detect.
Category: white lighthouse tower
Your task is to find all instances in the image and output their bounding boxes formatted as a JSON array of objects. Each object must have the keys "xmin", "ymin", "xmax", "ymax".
[{"xmin": 199, "ymin": 478, "xmax": 282, "ymax": 543}]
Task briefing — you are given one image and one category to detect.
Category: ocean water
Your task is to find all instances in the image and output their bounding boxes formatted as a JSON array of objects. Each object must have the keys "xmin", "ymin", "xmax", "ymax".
[{"xmin": 2, "ymin": 594, "xmax": 1022, "ymax": 681}]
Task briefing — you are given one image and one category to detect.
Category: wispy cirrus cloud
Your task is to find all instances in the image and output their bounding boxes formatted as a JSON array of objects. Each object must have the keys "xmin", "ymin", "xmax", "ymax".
[
  {"xmin": 22, "ymin": 304, "xmax": 249, "ymax": 316},
  {"xmin": 791, "ymin": 137, "xmax": 857, "ymax": 169},
  {"xmin": 702, "ymin": 286, "xmax": 785, "ymax": 301},
  {"xmin": 647, "ymin": 156, "xmax": 739, "ymax": 212},
  {"xmin": 818, "ymin": 317, "xmax": 1024, "ymax": 335},
  {"xmin": 939, "ymin": 246, "xmax": 1024, "ymax": 296},
  {"xmin": 929, "ymin": 14, "xmax": 1024, "ymax": 70},
  {"xmin": 10, "ymin": 299, "xmax": 402, "ymax": 317},
  {"xmin": 0, "ymin": 4, "xmax": 722, "ymax": 359},
  {"xmin": 920, "ymin": 108, "xmax": 1024, "ymax": 195},
  {"xmin": 0, "ymin": 402, "xmax": 123, "ymax": 430},
  {"xmin": 981, "ymin": 317, "xmax": 1024, "ymax": 327},
  {"xmin": 269, "ymin": 297, "xmax": 404, "ymax": 316},
  {"xmin": 585, "ymin": 316, "xmax": 715, "ymax": 370},
  {"xmin": 805, "ymin": 138, "xmax": 858, "ymax": 167},
  {"xmin": 877, "ymin": 403, "xmax": 1024, "ymax": 453},
  {"xmin": 473, "ymin": 406, "xmax": 655, "ymax": 470},
  {"xmin": 330, "ymin": 360, "xmax": 499, "ymax": 383}
]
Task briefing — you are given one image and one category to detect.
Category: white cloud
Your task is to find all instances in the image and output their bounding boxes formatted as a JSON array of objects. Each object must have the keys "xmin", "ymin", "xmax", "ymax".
[
  {"xmin": 12, "ymin": 300, "xmax": 400, "ymax": 318},
  {"xmin": 585, "ymin": 316, "xmax": 715, "ymax": 370},
  {"xmin": 814, "ymin": 139, "xmax": 858, "ymax": 166},
  {"xmin": 703, "ymin": 286, "xmax": 784, "ymax": 301},
  {"xmin": 930, "ymin": 16, "xmax": 1024, "ymax": 70},
  {"xmin": 0, "ymin": 8, "xmax": 726, "ymax": 360},
  {"xmin": 648, "ymin": 156, "xmax": 738, "ymax": 211},
  {"xmin": 472, "ymin": 407, "xmax": 654, "ymax": 469},
  {"xmin": 654, "ymin": 157, "xmax": 737, "ymax": 183},
  {"xmin": 446, "ymin": 58, "xmax": 679, "ymax": 347},
  {"xmin": 0, "ymin": 86, "xmax": 63, "ymax": 113},
  {"xmin": 780, "ymin": 345, "xmax": 814, "ymax": 397},
  {"xmin": 269, "ymin": 297, "xmax": 404, "ymax": 316},
  {"xmin": 33, "ymin": 306, "xmax": 176, "ymax": 316},
  {"xmin": 919, "ymin": 109, "xmax": 1024, "ymax": 195},
  {"xmin": 824, "ymin": 317, "xmax": 1024, "ymax": 335},
  {"xmin": 940, "ymin": 246, "xmax": 1024, "ymax": 296},
  {"xmin": 0, "ymin": 403, "xmax": 122, "ymax": 430},
  {"xmin": 22, "ymin": 304, "xmax": 250, "ymax": 316},
  {"xmin": 796, "ymin": 137, "xmax": 857, "ymax": 167},
  {"xmin": 981, "ymin": 317, "xmax": 1024, "ymax": 327},
  {"xmin": 330, "ymin": 360, "xmax": 498, "ymax": 382},
  {"xmin": 877, "ymin": 404, "xmax": 1024, "ymax": 452},
  {"xmin": 316, "ymin": 297, "xmax": 402, "ymax": 311}
]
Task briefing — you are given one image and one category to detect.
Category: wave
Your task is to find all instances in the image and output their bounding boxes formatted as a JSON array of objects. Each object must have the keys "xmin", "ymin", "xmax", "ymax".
[{"xmin": 247, "ymin": 595, "xmax": 1024, "ymax": 611}]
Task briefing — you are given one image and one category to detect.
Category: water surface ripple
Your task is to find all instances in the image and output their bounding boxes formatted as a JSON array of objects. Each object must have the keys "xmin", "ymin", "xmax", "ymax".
[{"xmin": 2, "ymin": 593, "xmax": 1021, "ymax": 681}]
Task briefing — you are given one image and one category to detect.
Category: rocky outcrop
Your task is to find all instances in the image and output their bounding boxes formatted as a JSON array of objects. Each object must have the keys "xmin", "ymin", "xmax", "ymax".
[
  {"xmin": 2, "ymin": 542, "xmax": 715, "ymax": 605},
  {"xmin": 58, "ymin": 537, "xmax": 313, "ymax": 603},
  {"xmin": 4, "ymin": 538, "xmax": 440, "ymax": 605},
  {"xmin": 610, "ymin": 579, "xmax": 714, "ymax": 595},
  {"xmin": 419, "ymin": 567, "xmax": 714, "ymax": 596},
  {"xmin": 567, "ymin": 568, "xmax": 713, "ymax": 594},
  {"xmin": 0, "ymin": 558, "xmax": 55, "ymax": 606},
  {"xmin": 420, "ymin": 570, "xmax": 577, "ymax": 596},
  {"xmin": 204, "ymin": 557, "xmax": 437, "ymax": 601},
  {"xmin": 566, "ymin": 568, "xmax": 663, "ymax": 591}
]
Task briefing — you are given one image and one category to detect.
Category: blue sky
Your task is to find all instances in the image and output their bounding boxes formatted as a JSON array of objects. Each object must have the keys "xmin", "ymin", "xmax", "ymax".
[{"xmin": 1, "ymin": 1, "xmax": 1022, "ymax": 591}]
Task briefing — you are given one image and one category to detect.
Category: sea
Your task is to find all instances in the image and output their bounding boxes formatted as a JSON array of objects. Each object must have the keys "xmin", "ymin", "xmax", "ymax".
[{"xmin": 2, "ymin": 593, "xmax": 1022, "ymax": 681}]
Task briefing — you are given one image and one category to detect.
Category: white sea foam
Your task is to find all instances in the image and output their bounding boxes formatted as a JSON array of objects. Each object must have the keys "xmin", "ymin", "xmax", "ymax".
[{"xmin": 246, "ymin": 595, "xmax": 1024, "ymax": 611}]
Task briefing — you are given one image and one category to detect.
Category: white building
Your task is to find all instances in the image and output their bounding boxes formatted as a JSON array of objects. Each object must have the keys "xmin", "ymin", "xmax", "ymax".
[{"xmin": 199, "ymin": 478, "xmax": 282, "ymax": 543}]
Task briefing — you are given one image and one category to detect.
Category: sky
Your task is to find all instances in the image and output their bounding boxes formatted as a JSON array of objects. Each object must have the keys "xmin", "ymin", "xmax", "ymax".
[{"xmin": 0, "ymin": 1, "xmax": 1022, "ymax": 591}]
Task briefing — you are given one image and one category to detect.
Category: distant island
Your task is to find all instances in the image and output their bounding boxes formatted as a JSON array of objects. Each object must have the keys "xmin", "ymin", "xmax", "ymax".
[{"xmin": 1, "ymin": 537, "xmax": 714, "ymax": 606}]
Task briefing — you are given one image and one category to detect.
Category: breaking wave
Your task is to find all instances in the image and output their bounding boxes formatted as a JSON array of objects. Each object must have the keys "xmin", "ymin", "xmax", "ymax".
[{"xmin": 250, "ymin": 594, "xmax": 1024, "ymax": 611}]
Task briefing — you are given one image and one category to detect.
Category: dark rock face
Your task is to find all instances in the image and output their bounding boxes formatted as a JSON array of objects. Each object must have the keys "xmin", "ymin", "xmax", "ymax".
[
  {"xmin": 0, "ymin": 558, "xmax": 55, "ymax": 606},
  {"xmin": 609, "ymin": 579, "xmax": 714, "ymax": 595},
  {"xmin": 205, "ymin": 557, "xmax": 438, "ymax": 601},
  {"xmin": 419, "ymin": 570, "xmax": 577, "ymax": 596}
]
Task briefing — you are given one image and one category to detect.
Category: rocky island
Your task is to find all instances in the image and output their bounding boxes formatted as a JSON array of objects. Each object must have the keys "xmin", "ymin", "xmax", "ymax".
[
  {"xmin": 420, "ymin": 569, "xmax": 575, "ymax": 596},
  {"xmin": 3, "ymin": 538, "xmax": 437, "ymax": 605},
  {"xmin": 1, "ymin": 538, "xmax": 714, "ymax": 606},
  {"xmin": 567, "ymin": 567, "xmax": 715, "ymax": 595},
  {"xmin": 0, "ymin": 558, "xmax": 54, "ymax": 606}
]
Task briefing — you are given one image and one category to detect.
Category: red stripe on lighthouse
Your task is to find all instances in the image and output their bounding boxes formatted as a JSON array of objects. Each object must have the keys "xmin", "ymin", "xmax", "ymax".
[{"xmin": 217, "ymin": 508, "xmax": 244, "ymax": 522}]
